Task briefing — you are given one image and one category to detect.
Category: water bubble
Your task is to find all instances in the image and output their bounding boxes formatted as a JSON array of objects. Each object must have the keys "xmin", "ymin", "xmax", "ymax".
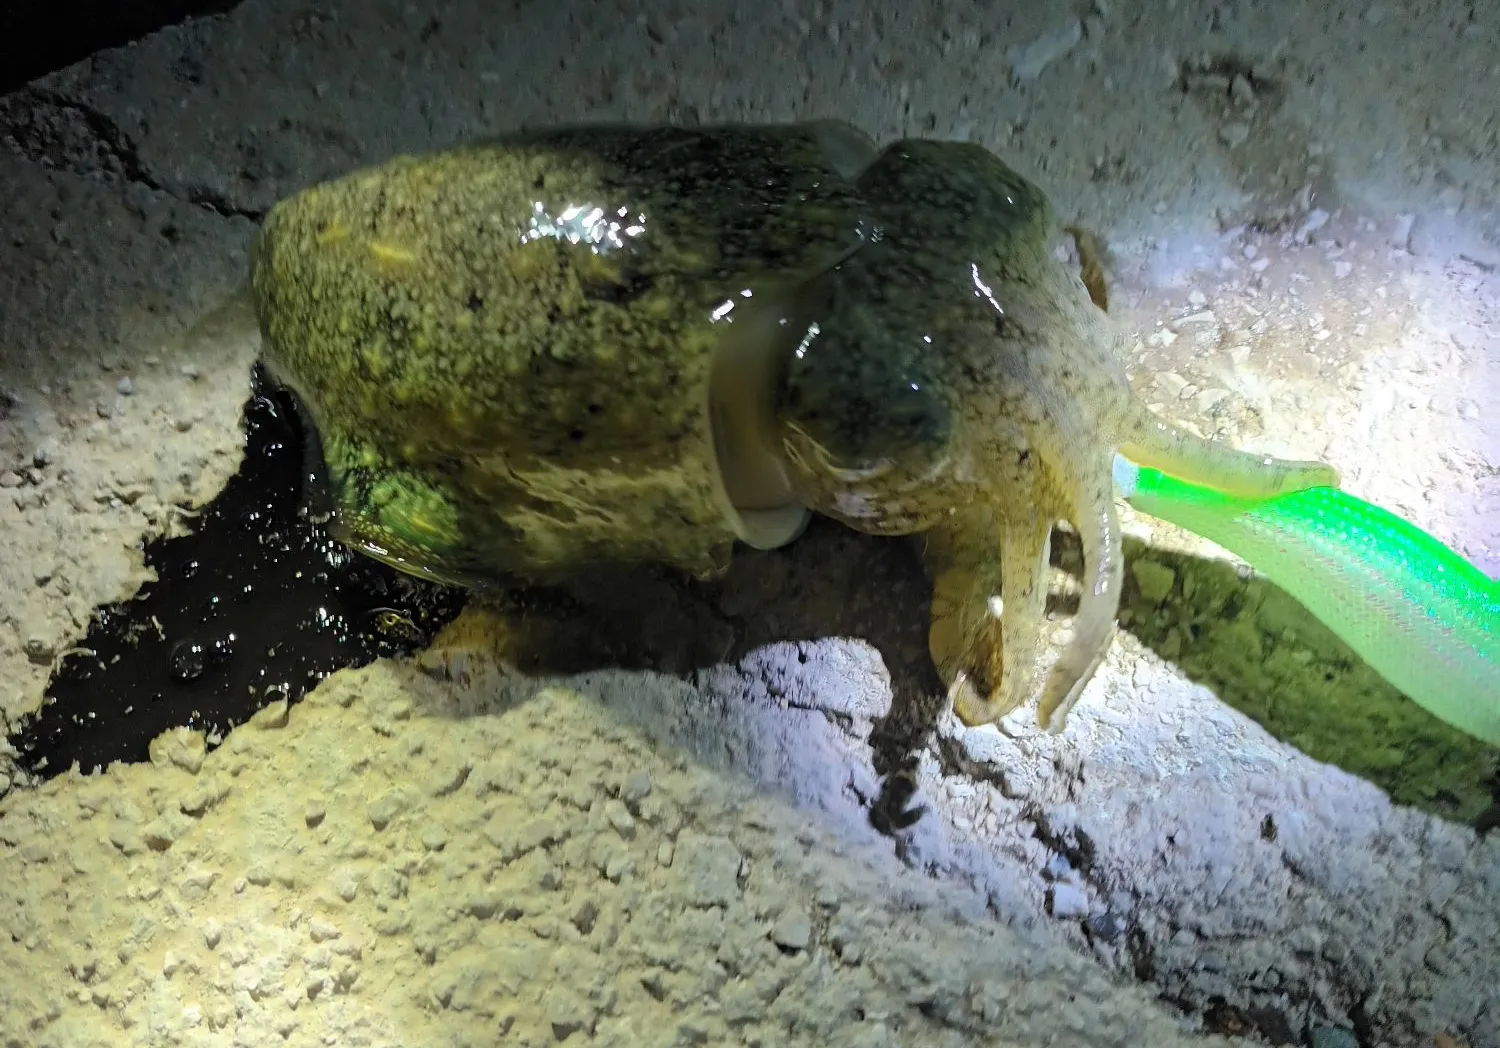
[{"xmin": 170, "ymin": 639, "xmax": 207, "ymax": 683}]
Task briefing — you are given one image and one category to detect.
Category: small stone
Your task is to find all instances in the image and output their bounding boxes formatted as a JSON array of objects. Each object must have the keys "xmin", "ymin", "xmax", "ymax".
[
  {"xmin": 427, "ymin": 761, "xmax": 471, "ymax": 797},
  {"xmin": 248, "ymin": 700, "xmax": 289, "ymax": 730},
  {"xmin": 366, "ymin": 792, "xmax": 409, "ymax": 831},
  {"xmin": 1332, "ymin": 260, "xmax": 1353, "ymax": 279},
  {"xmin": 571, "ymin": 901, "xmax": 599, "ymax": 935},
  {"xmin": 142, "ymin": 817, "xmax": 181, "ymax": 851},
  {"xmin": 308, "ymin": 919, "xmax": 341, "ymax": 943},
  {"xmin": 620, "ymin": 770, "xmax": 652, "ymax": 804},
  {"xmin": 148, "ymin": 727, "xmax": 207, "ymax": 775},
  {"xmin": 1295, "ymin": 208, "xmax": 1330, "ymax": 241},
  {"xmin": 1309, "ymin": 1027, "xmax": 1359, "ymax": 1048},
  {"xmin": 1229, "ymin": 72, "xmax": 1256, "ymax": 106},
  {"xmin": 1155, "ymin": 372, "xmax": 1189, "ymax": 398},
  {"xmin": 544, "ymin": 986, "xmax": 593, "ymax": 1041},
  {"xmin": 1007, "ymin": 20, "xmax": 1083, "ymax": 81},
  {"xmin": 604, "ymin": 850, "xmax": 633, "ymax": 883},
  {"xmin": 676, "ymin": 832, "xmax": 741, "ymax": 906},
  {"xmin": 1219, "ymin": 121, "xmax": 1251, "ymax": 148},
  {"xmin": 1049, "ymin": 882, "xmax": 1089, "ymax": 919},
  {"xmin": 1389, "ymin": 213, "xmax": 1415, "ymax": 250},
  {"xmin": 202, "ymin": 920, "xmax": 222, "ymax": 948},
  {"xmin": 769, "ymin": 909, "xmax": 813, "ymax": 951},
  {"xmin": 304, "ymin": 800, "xmax": 326, "ymax": 827},
  {"xmin": 0, "ymin": 471, "xmax": 21, "ymax": 488},
  {"xmin": 329, "ymin": 870, "xmax": 360, "ymax": 902},
  {"xmin": 22, "ymin": 636, "xmax": 54, "ymax": 664},
  {"xmin": 1086, "ymin": 911, "xmax": 1127, "ymax": 941},
  {"xmin": 604, "ymin": 799, "xmax": 636, "ymax": 838},
  {"xmin": 116, "ymin": 376, "xmax": 134, "ymax": 395}
]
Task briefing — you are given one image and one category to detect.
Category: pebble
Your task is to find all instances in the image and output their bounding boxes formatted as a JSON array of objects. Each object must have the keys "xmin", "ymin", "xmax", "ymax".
[
  {"xmin": 1219, "ymin": 122, "xmax": 1251, "ymax": 148},
  {"xmin": 1049, "ymin": 882, "xmax": 1090, "ymax": 919},
  {"xmin": 1229, "ymin": 73, "xmax": 1256, "ymax": 107},
  {"xmin": 0, "ymin": 470, "xmax": 21, "ymax": 488},
  {"xmin": 1086, "ymin": 911, "xmax": 1127, "ymax": 942},
  {"xmin": 677, "ymin": 832, "xmax": 742, "ymax": 906},
  {"xmin": 366, "ymin": 792, "xmax": 410, "ymax": 831},
  {"xmin": 116, "ymin": 376, "xmax": 134, "ymax": 395},
  {"xmin": 1007, "ymin": 20, "xmax": 1083, "ymax": 81},
  {"xmin": 604, "ymin": 799, "xmax": 636, "ymax": 838},
  {"xmin": 1130, "ymin": 559, "xmax": 1177, "ymax": 604},
  {"xmin": 1389, "ymin": 214, "xmax": 1415, "ymax": 250},
  {"xmin": 769, "ymin": 909, "xmax": 813, "ymax": 951},
  {"xmin": 1155, "ymin": 372, "xmax": 1190, "ymax": 398},
  {"xmin": 620, "ymin": 770, "xmax": 652, "ymax": 804},
  {"xmin": 308, "ymin": 918, "xmax": 341, "ymax": 943},
  {"xmin": 1295, "ymin": 208, "xmax": 1330, "ymax": 241},
  {"xmin": 603, "ymin": 850, "xmax": 632, "ymax": 883},
  {"xmin": 1308, "ymin": 1027, "xmax": 1358, "ymax": 1048}
]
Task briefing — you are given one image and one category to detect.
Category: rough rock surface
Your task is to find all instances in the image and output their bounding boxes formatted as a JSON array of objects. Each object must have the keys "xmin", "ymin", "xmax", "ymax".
[{"xmin": 1, "ymin": 1, "xmax": 1497, "ymax": 1046}]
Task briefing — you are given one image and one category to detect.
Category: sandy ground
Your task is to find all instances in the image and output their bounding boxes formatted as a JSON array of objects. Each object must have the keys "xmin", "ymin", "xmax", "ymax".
[{"xmin": 1, "ymin": 0, "xmax": 1498, "ymax": 1046}]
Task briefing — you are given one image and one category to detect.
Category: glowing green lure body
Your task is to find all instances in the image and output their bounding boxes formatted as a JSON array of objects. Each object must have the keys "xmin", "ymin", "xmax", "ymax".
[{"xmin": 1113, "ymin": 455, "xmax": 1500, "ymax": 746}]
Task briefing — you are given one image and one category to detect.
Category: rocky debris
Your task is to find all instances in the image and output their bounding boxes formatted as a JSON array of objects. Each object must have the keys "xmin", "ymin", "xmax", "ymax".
[{"xmin": 0, "ymin": 668, "xmax": 1238, "ymax": 1048}]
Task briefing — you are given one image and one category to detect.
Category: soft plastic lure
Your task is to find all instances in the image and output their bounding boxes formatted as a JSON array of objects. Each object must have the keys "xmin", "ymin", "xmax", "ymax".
[{"xmin": 1112, "ymin": 454, "xmax": 1500, "ymax": 747}]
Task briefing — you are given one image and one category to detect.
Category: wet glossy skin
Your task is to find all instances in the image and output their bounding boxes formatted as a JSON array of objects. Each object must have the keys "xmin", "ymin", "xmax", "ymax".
[
  {"xmin": 251, "ymin": 122, "xmax": 873, "ymax": 586},
  {"xmin": 251, "ymin": 122, "xmax": 1338, "ymax": 732}
]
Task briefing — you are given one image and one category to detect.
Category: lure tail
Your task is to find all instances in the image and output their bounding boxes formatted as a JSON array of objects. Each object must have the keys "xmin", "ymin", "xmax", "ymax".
[{"xmin": 1113, "ymin": 455, "xmax": 1500, "ymax": 747}]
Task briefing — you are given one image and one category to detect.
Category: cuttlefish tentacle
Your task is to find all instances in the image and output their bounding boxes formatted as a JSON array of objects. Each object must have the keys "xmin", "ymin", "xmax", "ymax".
[
  {"xmin": 1035, "ymin": 443, "xmax": 1125, "ymax": 731},
  {"xmin": 1066, "ymin": 225, "xmax": 1339, "ymax": 499},
  {"xmin": 1119, "ymin": 407, "xmax": 1339, "ymax": 499},
  {"xmin": 929, "ymin": 394, "xmax": 1125, "ymax": 731},
  {"xmin": 927, "ymin": 501, "xmax": 1056, "ymax": 727}
]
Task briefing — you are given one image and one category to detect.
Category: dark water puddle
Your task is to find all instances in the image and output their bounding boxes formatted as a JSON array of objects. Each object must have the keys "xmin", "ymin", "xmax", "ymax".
[{"xmin": 10, "ymin": 365, "xmax": 466, "ymax": 777}]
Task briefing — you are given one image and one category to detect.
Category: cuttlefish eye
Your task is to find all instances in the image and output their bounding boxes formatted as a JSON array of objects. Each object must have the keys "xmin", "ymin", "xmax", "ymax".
[{"xmin": 778, "ymin": 347, "xmax": 951, "ymax": 482}]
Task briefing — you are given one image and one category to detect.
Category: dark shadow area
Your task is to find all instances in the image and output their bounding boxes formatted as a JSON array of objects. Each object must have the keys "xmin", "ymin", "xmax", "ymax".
[
  {"xmin": 0, "ymin": 1, "xmax": 246, "ymax": 97},
  {"xmin": 1116, "ymin": 535, "xmax": 1500, "ymax": 826},
  {"xmin": 401, "ymin": 516, "xmax": 950, "ymax": 838},
  {"xmin": 9, "ymin": 362, "xmax": 1493, "ymax": 832},
  {"xmin": 9, "ymin": 366, "xmax": 466, "ymax": 776}
]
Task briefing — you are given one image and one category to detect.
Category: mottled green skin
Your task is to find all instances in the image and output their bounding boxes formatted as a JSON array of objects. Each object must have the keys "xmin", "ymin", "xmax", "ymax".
[
  {"xmin": 778, "ymin": 139, "xmax": 1147, "ymax": 726},
  {"xmin": 253, "ymin": 123, "xmax": 1339, "ymax": 731},
  {"xmin": 252, "ymin": 122, "xmax": 872, "ymax": 586}
]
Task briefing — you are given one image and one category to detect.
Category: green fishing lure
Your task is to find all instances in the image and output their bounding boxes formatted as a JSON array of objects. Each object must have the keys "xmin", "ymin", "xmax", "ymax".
[{"xmin": 1113, "ymin": 455, "xmax": 1500, "ymax": 747}]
